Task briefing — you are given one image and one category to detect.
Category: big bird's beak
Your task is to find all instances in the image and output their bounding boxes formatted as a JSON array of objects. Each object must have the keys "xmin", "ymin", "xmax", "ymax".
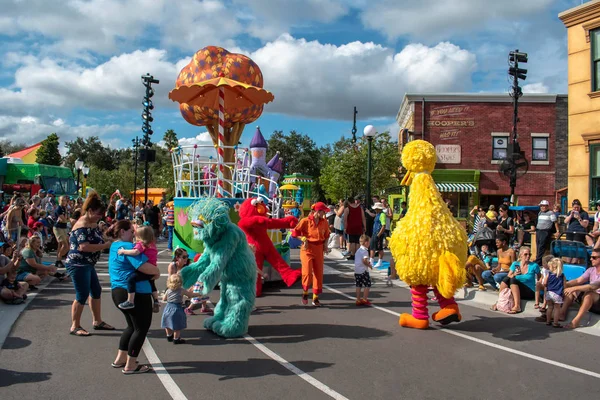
[{"xmin": 401, "ymin": 171, "xmax": 413, "ymax": 186}]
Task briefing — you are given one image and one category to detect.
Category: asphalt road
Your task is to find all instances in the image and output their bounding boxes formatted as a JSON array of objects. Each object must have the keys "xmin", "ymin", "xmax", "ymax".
[{"xmin": 2, "ymin": 242, "xmax": 600, "ymax": 400}]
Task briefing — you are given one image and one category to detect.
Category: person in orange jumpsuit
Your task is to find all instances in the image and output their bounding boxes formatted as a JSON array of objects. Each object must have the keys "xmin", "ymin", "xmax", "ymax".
[{"xmin": 291, "ymin": 202, "xmax": 330, "ymax": 307}]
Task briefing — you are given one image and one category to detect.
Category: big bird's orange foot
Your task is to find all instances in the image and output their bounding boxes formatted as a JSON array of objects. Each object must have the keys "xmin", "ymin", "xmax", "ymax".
[
  {"xmin": 431, "ymin": 304, "xmax": 462, "ymax": 325},
  {"xmin": 399, "ymin": 313, "xmax": 429, "ymax": 329}
]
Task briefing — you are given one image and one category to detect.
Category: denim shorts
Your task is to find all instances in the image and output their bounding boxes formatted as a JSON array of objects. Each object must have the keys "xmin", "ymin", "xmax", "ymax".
[
  {"xmin": 66, "ymin": 263, "xmax": 102, "ymax": 304},
  {"xmin": 16, "ymin": 272, "xmax": 32, "ymax": 282}
]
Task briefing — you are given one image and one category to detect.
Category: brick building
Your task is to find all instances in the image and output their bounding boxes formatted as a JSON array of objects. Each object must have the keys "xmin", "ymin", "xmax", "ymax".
[{"xmin": 395, "ymin": 93, "xmax": 568, "ymax": 220}]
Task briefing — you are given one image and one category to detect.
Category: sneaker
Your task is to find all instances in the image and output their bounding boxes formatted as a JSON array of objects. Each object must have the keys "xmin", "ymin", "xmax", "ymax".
[
  {"xmin": 184, "ymin": 308, "xmax": 195, "ymax": 316},
  {"xmin": 166, "ymin": 335, "xmax": 174, "ymax": 342},
  {"xmin": 28, "ymin": 285, "xmax": 38, "ymax": 291},
  {"xmin": 355, "ymin": 300, "xmax": 363, "ymax": 306},
  {"xmin": 346, "ymin": 255, "xmax": 355, "ymax": 261},
  {"xmin": 11, "ymin": 297, "xmax": 24, "ymax": 305},
  {"xmin": 173, "ymin": 338, "xmax": 186, "ymax": 345},
  {"xmin": 360, "ymin": 299, "xmax": 372, "ymax": 306},
  {"xmin": 199, "ymin": 306, "xmax": 212, "ymax": 315},
  {"xmin": 312, "ymin": 298, "xmax": 322, "ymax": 307},
  {"xmin": 22, "ymin": 294, "xmax": 27, "ymax": 301},
  {"xmin": 55, "ymin": 260, "xmax": 65, "ymax": 268},
  {"xmin": 118, "ymin": 301, "xmax": 135, "ymax": 310},
  {"xmin": 54, "ymin": 272, "xmax": 66, "ymax": 281},
  {"xmin": 153, "ymin": 301, "xmax": 160, "ymax": 313},
  {"xmin": 374, "ymin": 260, "xmax": 383, "ymax": 269},
  {"xmin": 301, "ymin": 293, "xmax": 309, "ymax": 305}
]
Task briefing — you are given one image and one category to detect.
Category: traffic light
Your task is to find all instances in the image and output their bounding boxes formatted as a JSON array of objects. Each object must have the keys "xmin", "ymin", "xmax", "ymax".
[{"xmin": 508, "ymin": 51, "xmax": 528, "ymax": 80}]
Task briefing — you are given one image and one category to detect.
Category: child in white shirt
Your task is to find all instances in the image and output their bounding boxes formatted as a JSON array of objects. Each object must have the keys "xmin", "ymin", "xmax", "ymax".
[{"xmin": 354, "ymin": 234, "xmax": 373, "ymax": 306}]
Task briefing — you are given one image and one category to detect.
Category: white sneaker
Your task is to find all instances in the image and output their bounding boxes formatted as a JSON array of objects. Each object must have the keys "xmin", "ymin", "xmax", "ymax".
[{"xmin": 374, "ymin": 260, "xmax": 383, "ymax": 268}]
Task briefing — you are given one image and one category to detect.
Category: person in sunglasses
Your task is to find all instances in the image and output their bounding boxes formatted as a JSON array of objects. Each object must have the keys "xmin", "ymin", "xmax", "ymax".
[{"xmin": 559, "ymin": 249, "xmax": 600, "ymax": 329}]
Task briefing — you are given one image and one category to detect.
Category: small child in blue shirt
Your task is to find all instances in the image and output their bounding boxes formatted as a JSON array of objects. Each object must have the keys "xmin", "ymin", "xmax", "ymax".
[{"xmin": 543, "ymin": 258, "xmax": 566, "ymax": 328}]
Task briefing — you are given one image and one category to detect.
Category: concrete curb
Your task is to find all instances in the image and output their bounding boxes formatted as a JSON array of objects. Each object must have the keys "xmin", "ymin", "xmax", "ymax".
[{"xmin": 325, "ymin": 248, "xmax": 600, "ymax": 334}]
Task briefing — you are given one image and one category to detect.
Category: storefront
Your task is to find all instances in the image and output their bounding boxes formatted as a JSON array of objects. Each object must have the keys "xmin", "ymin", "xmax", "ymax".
[{"xmin": 396, "ymin": 93, "xmax": 567, "ymax": 207}]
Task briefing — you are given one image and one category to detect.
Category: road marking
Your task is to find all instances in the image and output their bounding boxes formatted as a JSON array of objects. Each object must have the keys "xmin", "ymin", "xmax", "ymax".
[
  {"xmin": 243, "ymin": 334, "xmax": 350, "ymax": 400},
  {"xmin": 96, "ymin": 261, "xmax": 173, "ymax": 265},
  {"xmin": 158, "ymin": 249, "xmax": 170, "ymax": 255},
  {"xmin": 323, "ymin": 284, "xmax": 600, "ymax": 380},
  {"xmin": 97, "ymin": 273, "xmax": 170, "ymax": 277},
  {"xmin": 142, "ymin": 340, "xmax": 189, "ymax": 400}
]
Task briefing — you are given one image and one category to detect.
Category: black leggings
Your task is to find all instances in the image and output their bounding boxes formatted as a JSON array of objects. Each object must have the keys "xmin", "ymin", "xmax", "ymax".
[
  {"xmin": 501, "ymin": 276, "xmax": 535, "ymax": 300},
  {"xmin": 111, "ymin": 288, "xmax": 153, "ymax": 357}
]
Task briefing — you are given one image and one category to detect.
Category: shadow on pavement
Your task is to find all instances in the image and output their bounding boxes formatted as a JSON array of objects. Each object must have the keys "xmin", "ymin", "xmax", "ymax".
[
  {"xmin": 248, "ymin": 323, "xmax": 389, "ymax": 344},
  {"xmin": 160, "ymin": 358, "xmax": 334, "ymax": 380},
  {"xmin": 0, "ymin": 369, "xmax": 52, "ymax": 387},
  {"xmin": 445, "ymin": 315, "xmax": 565, "ymax": 341},
  {"xmin": 2, "ymin": 336, "xmax": 32, "ymax": 350}
]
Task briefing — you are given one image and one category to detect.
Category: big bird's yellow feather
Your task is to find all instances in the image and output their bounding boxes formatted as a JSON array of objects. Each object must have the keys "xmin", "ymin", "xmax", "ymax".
[{"xmin": 389, "ymin": 140, "xmax": 467, "ymax": 300}]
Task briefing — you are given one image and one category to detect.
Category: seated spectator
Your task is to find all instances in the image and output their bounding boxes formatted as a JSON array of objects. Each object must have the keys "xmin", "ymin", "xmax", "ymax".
[
  {"xmin": 559, "ymin": 248, "xmax": 600, "ymax": 329},
  {"xmin": 16, "ymin": 236, "xmax": 60, "ymax": 289},
  {"xmin": 1, "ymin": 243, "xmax": 28, "ymax": 303},
  {"xmin": 465, "ymin": 243, "xmax": 492, "ymax": 291},
  {"xmin": 481, "ymin": 235, "xmax": 515, "ymax": 290},
  {"xmin": 517, "ymin": 212, "xmax": 536, "ymax": 248},
  {"xmin": 534, "ymin": 254, "xmax": 554, "ymax": 310},
  {"xmin": 491, "ymin": 246, "xmax": 540, "ymax": 314},
  {"xmin": 587, "ymin": 200, "xmax": 600, "ymax": 247}
]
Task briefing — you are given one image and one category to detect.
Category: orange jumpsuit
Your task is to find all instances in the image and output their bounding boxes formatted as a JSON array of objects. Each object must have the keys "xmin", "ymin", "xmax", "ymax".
[{"xmin": 292, "ymin": 215, "xmax": 330, "ymax": 295}]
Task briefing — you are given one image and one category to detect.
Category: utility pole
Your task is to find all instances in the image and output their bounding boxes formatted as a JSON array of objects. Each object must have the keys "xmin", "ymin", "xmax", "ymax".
[
  {"xmin": 508, "ymin": 49, "xmax": 528, "ymax": 204},
  {"xmin": 132, "ymin": 137, "xmax": 139, "ymax": 207}
]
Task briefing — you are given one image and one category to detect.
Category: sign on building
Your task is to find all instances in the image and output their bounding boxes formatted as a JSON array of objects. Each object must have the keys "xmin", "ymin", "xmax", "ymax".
[{"xmin": 436, "ymin": 144, "xmax": 461, "ymax": 164}]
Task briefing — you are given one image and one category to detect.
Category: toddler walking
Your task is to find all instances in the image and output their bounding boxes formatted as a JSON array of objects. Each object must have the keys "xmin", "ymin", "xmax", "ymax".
[
  {"xmin": 117, "ymin": 225, "xmax": 160, "ymax": 312},
  {"xmin": 162, "ymin": 274, "xmax": 195, "ymax": 344},
  {"xmin": 354, "ymin": 234, "xmax": 373, "ymax": 306},
  {"xmin": 543, "ymin": 258, "xmax": 566, "ymax": 328}
]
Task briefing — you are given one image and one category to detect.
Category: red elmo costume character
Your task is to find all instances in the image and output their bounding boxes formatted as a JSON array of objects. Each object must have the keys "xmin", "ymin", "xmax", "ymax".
[{"xmin": 238, "ymin": 197, "xmax": 301, "ymax": 297}]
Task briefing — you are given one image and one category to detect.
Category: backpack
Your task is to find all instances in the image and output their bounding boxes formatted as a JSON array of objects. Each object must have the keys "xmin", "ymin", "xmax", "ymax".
[{"xmin": 496, "ymin": 288, "xmax": 514, "ymax": 313}]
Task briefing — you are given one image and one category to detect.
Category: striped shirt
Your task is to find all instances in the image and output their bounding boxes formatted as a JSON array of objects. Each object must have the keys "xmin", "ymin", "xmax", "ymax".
[{"xmin": 166, "ymin": 207, "xmax": 175, "ymax": 226}]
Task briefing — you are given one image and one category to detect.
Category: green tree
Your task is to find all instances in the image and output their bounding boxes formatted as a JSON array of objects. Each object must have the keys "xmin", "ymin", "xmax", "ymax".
[
  {"xmin": 64, "ymin": 136, "xmax": 119, "ymax": 170},
  {"xmin": 162, "ymin": 129, "xmax": 179, "ymax": 150},
  {"xmin": 320, "ymin": 132, "xmax": 401, "ymax": 202},
  {"xmin": 36, "ymin": 133, "xmax": 62, "ymax": 165}
]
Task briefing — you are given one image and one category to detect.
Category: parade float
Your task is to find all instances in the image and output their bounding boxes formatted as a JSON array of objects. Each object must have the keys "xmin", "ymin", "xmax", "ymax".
[{"xmin": 167, "ymin": 46, "xmax": 292, "ymax": 280}]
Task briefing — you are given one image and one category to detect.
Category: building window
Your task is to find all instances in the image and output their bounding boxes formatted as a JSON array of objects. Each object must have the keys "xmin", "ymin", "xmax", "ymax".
[
  {"xmin": 593, "ymin": 28, "xmax": 600, "ymax": 92},
  {"xmin": 492, "ymin": 136, "xmax": 509, "ymax": 160},
  {"xmin": 591, "ymin": 145, "xmax": 600, "ymax": 202},
  {"xmin": 532, "ymin": 137, "xmax": 548, "ymax": 161}
]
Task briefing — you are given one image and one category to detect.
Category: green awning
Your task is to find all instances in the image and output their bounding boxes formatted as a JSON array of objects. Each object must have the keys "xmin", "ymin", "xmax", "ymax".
[{"xmin": 436, "ymin": 183, "xmax": 477, "ymax": 193}]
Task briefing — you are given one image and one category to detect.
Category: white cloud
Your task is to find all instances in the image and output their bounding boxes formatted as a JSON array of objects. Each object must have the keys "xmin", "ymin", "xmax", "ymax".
[
  {"xmin": 360, "ymin": 0, "xmax": 554, "ymax": 41},
  {"xmin": 522, "ymin": 83, "xmax": 550, "ymax": 93},
  {"xmin": 251, "ymin": 35, "xmax": 477, "ymax": 119},
  {"xmin": 0, "ymin": 49, "xmax": 187, "ymax": 115}
]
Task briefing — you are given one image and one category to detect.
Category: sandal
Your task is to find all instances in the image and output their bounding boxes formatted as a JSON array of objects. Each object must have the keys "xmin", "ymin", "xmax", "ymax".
[
  {"xmin": 69, "ymin": 327, "xmax": 91, "ymax": 337},
  {"xmin": 552, "ymin": 323, "xmax": 563, "ymax": 328},
  {"xmin": 478, "ymin": 285, "xmax": 486, "ymax": 291},
  {"xmin": 563, "ymin": 322, "xmax": 582, "ymax": 329},
  {"xmin": 507, "ymin": 308, "xmax": 522, "ymax": 314},
  {"xmin": 534, "ymin": 303, "xmax": 540, "ymax": 309},
  {"xmin": 93, "ymin": 321, "xmax": 115, "ymax": 330},
  {"xmin": 490, "ymin": 304, "xmax": 498, "ymax": 311},
  {"xmin": 122, "ymin": 364, "xmax": 152, "ymax": 375},
  {"xmin": 535, "ymin": 316, "xmax": 549, "ymax": 323},
  {"xmin": 112, "ymin": 361, "xmax": 138, "ymax": 368}
]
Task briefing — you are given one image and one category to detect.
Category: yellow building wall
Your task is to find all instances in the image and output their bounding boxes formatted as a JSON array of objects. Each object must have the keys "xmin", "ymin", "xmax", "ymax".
[{"xmin": 562, "ymin": 4, "xmax": 600, "ymax": 209}]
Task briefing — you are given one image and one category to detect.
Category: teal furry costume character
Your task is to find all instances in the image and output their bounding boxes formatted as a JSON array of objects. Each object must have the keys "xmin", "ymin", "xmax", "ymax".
[{"xmin": 180, "ymin": 198, "xmax": 257, "ymax": 338}]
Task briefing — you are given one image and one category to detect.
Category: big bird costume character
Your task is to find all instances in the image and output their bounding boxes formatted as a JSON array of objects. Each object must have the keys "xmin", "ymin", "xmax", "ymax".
[{"xmin": 389, "ymin": 140, "xmax": 467, "ymax": 329}]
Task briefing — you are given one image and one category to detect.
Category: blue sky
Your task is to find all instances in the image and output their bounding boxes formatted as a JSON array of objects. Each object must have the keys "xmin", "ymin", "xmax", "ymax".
[{"xmin": 0, "ymin": 0, "xmax": 585, "ymax": 152}]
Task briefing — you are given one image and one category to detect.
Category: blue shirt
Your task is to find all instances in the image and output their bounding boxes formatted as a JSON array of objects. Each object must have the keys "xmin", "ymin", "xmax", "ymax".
[
  {"xmin": 372, "ymin": 212, "xmax": 383, "ymax": 236},
  {"xmin": 547, "ymin": 272, "xmax": 564, "ymax": 296},
  {"xmin": 108, "ymin": 241, "xmax": 151, "ymax": 293},
  {"xmin": 510, "ymin": 261, "xmax": 540, "ymax": 292}
]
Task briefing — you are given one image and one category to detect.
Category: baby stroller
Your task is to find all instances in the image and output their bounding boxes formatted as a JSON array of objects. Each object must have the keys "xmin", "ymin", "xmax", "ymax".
[{"xmin": 469, "ymin": 226, "xmax": 496, "ymax": 256}]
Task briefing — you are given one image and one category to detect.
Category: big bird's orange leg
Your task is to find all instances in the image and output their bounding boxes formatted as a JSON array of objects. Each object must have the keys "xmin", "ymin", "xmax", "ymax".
[
  {"xmin": 399, "ymin": 285, "xmax": 430, "ymax": 329},
  {"xmin": 431, "ymin": 288, "xmax": 462, "ymax": 325}
]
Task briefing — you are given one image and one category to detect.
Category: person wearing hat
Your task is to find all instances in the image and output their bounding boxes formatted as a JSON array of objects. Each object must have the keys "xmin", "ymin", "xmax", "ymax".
[
  {"xmin": 370, "ymin": 202, "xmax": 386, "ymax": 268},
  {"xmin": 534, "ymin": 200, "xmax": 560, "ymax": 266},
  {"xmin": 291, "ymin": 202, "xmax": 330, "ymax": 307}
]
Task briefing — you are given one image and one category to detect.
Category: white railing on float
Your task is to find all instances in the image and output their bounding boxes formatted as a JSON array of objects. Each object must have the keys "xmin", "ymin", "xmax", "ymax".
[{"xmin": 170, "ymin": 144, "xmax": 282, "ymax": 216}]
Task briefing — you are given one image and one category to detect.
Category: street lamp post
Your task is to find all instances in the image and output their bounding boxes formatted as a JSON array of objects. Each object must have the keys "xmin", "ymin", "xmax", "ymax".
[
  {"xmin": 363, "ymin": 125, "xmax": 377, "ymax": 210},
  {"xmin": 81, "ymin": 166, "xmax": 90, "ymax": 198},
  {"xmin": 75, "ymin": 159, "xmax": 84, "ymax": 193}
]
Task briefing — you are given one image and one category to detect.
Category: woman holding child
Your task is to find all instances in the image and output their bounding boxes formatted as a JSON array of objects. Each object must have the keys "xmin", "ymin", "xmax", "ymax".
[{"xmin": 107, "ymin": 219, "xmax": 160, "ymax": 374}]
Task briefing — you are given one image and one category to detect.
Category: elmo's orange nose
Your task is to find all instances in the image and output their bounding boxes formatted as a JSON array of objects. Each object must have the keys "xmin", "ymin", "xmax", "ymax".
[{"xmin": 256, "ymin": 203, "xmax": 267, "ymax": 214}]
